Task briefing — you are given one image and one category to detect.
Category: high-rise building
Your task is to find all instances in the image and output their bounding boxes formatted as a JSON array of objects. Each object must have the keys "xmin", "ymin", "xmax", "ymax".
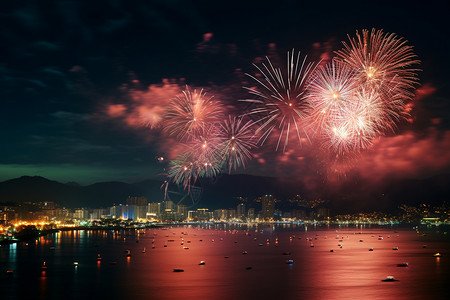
[
  {"xmin": 214, "ymin": 209, "xmax": 227, "ymax": 220},
  {"xmin": 261, "ymin": 195, "xmax": 275, "ymax": 220},
  {"xmin": 135, "ymin": 205, "xmax": 148, "ymax": 219},
  {"xmin": 74, "ymin": 208, "xmax": 89, "ymax": 220},
  {"xmin": 147, "ymin": 202, "xmax": 161, "ymax": 218},
  {"xmin": 237, "ymin": 203, "xmax": 246, "ymax": 219},
  {"xmin": 126, "ymin": 196, "xmax": 148, "ymax": 206},
  {"xmin": 247, "ymin": 208, "xmax": 255, "ymax": 221},
  {"xmin": 163, "ymin": 200, "xmax": 175, "ymax": 212},
  {"xmin": 227, "ymin": 209, "xmax": 236, "ymax": 220},
  {"xmin": 177, "ymin": 204, "xmax": 188, "ymax": 220}
]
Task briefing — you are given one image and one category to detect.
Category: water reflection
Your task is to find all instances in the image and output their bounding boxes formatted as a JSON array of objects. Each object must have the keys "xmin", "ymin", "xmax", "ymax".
[{"xmin": 1, "ymin": 225, "xmax": 449, "ymax": 299}]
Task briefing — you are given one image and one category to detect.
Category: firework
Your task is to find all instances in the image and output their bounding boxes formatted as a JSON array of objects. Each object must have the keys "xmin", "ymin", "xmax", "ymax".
[
  {"xmin": 308, "ymin": 59, "xmax": 358, "ymax": 131},
  {"xmin": 324, "ymin": 86, "xmax": 386, "ymax": 153},
  {"xmin": 167, "ymin": 153, "xmax": 197, "ymax": 189},
  {"xmin": 242, "ymin": 50, "xmax": 320, "ymax": 151},
  {"xmin": 163, "ymin": 87, "xmax": 224, "ymax": 141},
  {"xmin": 218, "ymin": 116, "xmax": 257, "ymax": 173},
  {"xmin": 167, "ymin": 125, "xmax": 224, "ymax": 188},
  {"xmin": 187, "ymin": 125, "xmax": 224, "ymax": 178},
  {"xmin": 335, "ymin": 28, "xmax": 420, "ymax": 107}
]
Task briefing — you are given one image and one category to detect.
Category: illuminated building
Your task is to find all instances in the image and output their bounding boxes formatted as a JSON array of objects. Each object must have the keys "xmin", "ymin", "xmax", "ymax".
[
  {"xmin": 177, "ymin": 204, "xmax": 187, "ymax": 220},
  {"xmin": 261, "ymin": 195, "xmax": 275, "ymax": 220},
  {"xmin": 214, "ymin": 209, "xmax": 227, "ymax": 221},
  {"xmin": 147, "ymin": 202, "xmax": 161, "ymax": 219},
  {"xmin": 237, "ymin": 203, "xmax": 246, "ymax": 220},
  {"xmin": 247, "ymin": 208, "xmax": 255, "ymax": 221}
]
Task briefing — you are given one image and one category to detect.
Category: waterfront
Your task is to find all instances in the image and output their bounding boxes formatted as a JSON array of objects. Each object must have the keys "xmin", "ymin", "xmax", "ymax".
[{"xmin": 1, "ymin": 225, "xmax": 449, "ymax": 300}]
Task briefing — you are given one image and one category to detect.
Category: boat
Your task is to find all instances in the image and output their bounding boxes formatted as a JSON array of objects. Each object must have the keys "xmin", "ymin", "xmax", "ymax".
[
  {"xmin": 369, "ymin": 248, "xmax": 374, "ymax": 251},
  {"xmin": 282, "ymin": 252, "xmax": 291, "ymax": 255},
  {"xmin": 49, "ymin": 246, "xmax": 56, "ymax": 250},
  {"xmin": 126, "ymin": 250, "xmax": 131, "ymax": 257},
  {"xmin": 73, "ymin": 262, "xmax": 79, "ymax": 266},
  {"xmin": 41, "ymin": 261, "xmax": 48, "ymax": 270},
  {"xmin": 97, "ymin": 254, "xmax": 102, "ymax": 261},
  {"xmin": 359, "ymin": 240, "xmax": 364, "ymax": 242},
  {"xmin": 224, "ymin": 256, "xmax": 229, "ymax": 258},
  {"xmin": 183, "ymin": 247, "xmax": 189, "ymax": 250},
  {"xmin": 258, "ymin": 244, "xmax": 263, "ymax": 246},
  {"xmin": 245, "ymin": 267, "xmax": 252, "ymax": 270},
  {"xmin": 198, "ymin": 261, "xmax": 206, "ymax": 265},
  {"xmin": 173, "ymin": 269, "xmax": 184, "ymax": 272},
  {"xmin": 6, "ymin": 270, "xmax": 14, "ymax": 275},
  {"xmin": 433, "ymin": 253, "xmax": 441, "ymax": 257},
  {"xmin": 381, "ymin": 276, "xmax": 398, "ymax": 282},
  {"xmin": 397, "ymin": 263, "xmax": 409, "ymax": 267},
  {"xmin": 392, "ymin": 247, "xmax": 399, "ymax": 250},
  {"xmin": 330, "ymin": 249, "xmax": 334, "ymax": 252},
  {"xmin": 285, "ymin": 259, "xmax": 294, "ymax": 264},
  {"xmin": 310, "ymin": 244, "xmax": 314, "ymax": 247},
  {"xmin": 242, "ymin": 251, "xmax": 248, "ymax": 255},
  {"xmin": 142, "ymin": 248, "xmax": 146, "ymax": 253}
]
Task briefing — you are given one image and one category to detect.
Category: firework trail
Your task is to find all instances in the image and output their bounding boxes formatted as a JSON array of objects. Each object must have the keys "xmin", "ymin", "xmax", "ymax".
[
  {"xmin": 163, "ymin": 87, "xmax": 224, "ymax": 141},
  {"xmin": 218, "ymin": 115, "xmax": 257, "ymax": 173},
  {"xmin": 242, "ymin": 50, "xmax": 320, "ymax": 151}
]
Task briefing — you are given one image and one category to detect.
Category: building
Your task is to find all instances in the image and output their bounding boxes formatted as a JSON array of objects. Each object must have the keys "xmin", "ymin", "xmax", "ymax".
[
  {"xmin": 261, "ymin": 195, "xmax": 275, "ymax": 220},
  {"xmin": 162, "ymin": 200, "xmax": 175, "ymax": 212},
  {"xmin": 147, "ymin": 202, "xmax": 161, "ymax": 219},
  {"xmin": 177, "ymin": 204, "xmax": 188, "ymax": 220},
  {"xmin": 135, "ymin": 205, "xmax": 148, "ymax": 220},
  {"xmin": 247, "ymin": 208, "xmax": 255, "ymax": 221},
  {"xmin": 237, "ymin": 203, "xmax": 246, "ymax": 220},
  {"xmin": 73, "ymin": 208, "xmax": 89, "ymax": 220},
  {"xmin": 227, "ymin": 209, "xmax": 236, "ymax": 220},
  {"xmin": 126, "ymin": 196, "xmax": 148, "ymax": 206},
  {"xmin": 214, "ymin": 209, "xmax": 227, "ymax": 221}
]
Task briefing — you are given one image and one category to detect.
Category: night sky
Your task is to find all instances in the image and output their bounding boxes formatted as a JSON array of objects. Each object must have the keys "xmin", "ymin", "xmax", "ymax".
[{"xmin": 1, "ymin": 0, "xmax": 449, "ymax": 192}]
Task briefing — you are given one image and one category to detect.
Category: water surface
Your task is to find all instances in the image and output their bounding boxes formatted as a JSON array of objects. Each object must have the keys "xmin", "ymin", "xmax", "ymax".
[{"xmin": 1, "ymin": 225, "xmax": 448, "ymax": 300}]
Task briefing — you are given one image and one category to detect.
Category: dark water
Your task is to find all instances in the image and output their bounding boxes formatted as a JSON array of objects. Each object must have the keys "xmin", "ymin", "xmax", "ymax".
[{"xmin": 1, "ymin": 225, "xmax": 449, "ymax": 300}]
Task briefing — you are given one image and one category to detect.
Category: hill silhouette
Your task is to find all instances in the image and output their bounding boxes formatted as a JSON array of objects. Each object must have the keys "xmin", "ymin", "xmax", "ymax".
[{"xmin": 0, "ymin": 174, "xmax": 449, "ymax": 213}]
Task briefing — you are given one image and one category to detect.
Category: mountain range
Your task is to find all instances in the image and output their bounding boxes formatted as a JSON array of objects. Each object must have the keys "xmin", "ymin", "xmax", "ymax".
[{"xmin": 0, "ymin": 173, "xmax": 449, "ymax": 214}]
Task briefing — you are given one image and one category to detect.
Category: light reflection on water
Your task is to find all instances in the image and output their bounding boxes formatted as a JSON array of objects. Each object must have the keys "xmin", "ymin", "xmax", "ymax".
[{"xmin": 0, "ymin": 225, "xmax": 449, "ymax": 300}]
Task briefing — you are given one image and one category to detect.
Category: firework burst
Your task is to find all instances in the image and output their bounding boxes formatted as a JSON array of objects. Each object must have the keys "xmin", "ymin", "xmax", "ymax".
[
  {"xmin": 243, "ymin": 50, "xmax": 320, "ymax": 151},
  {"xmin": 167, "ymin": 153, "xmax": 197, "ymax": 189},
  {"xmin": 163, "ymin": 87, "xmax": 224, "ymax": 141},
  {"xmin": 308, "ymin": 60, "xmax": 358, "ymax": 131},
  {"xmin": 218, "ymin": 116, "xmax": 257, "ymax": 173},
  {"xmin": 335, "ymin": 28, "xmax": 420, "ymax": 107},
  {"xmin": 325, "ymin": 86, "xmax": 385, "ymax": 153}
]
